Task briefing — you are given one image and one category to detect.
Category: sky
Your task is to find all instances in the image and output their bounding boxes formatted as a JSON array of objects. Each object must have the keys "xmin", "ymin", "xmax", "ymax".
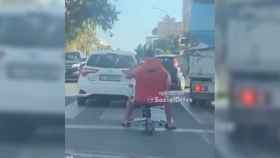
[{"xmin": 97, "ymin": 0, "xmax": 183, "ymax": 51}]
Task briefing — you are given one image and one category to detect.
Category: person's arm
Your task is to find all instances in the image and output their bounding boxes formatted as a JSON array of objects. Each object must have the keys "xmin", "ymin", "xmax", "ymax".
[
  {"xmin": 166, "ymin": 72, "xmax": 172, "ymax": 88},
  {"xmin": 161, "ymin": 68, "xmax": 171, "ymax": 89},
  {"xmin": 126, "ymin": 65, "xmax": 141, "ymax": 79}
]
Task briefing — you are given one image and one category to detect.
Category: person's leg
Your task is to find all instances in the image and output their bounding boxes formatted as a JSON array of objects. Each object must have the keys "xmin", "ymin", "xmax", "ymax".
[
  {"xmin": 123, "ymin": 99, "xmax": 134, "ymax": 125},
  {"xmin": 164, "ymin": 104, "xmax": 176, "ymax": 129}
]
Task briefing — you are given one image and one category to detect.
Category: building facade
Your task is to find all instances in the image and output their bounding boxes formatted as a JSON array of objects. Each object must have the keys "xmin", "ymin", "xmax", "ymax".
[{"xmin": 156, "ymin": 15, "xmax": 183, "ymax": 39}]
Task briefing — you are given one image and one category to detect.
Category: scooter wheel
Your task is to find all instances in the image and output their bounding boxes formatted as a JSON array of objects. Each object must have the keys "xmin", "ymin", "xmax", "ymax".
[{"xmin": 145, "ymin": 120, "xmax": 155, "ymax": 135}]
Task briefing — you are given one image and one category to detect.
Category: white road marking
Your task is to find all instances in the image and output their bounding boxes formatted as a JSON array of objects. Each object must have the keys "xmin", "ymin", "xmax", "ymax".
[
  {"xmin": 215, "ymin": 119, "xmax": 235, "ymax": 132},
  {"xmin": 99, "ymin": 105, "xmax": 168, "ymax": 122},
  {"xmin": 200, "ymin": 133, "xmax": 211, "ymax": 145},
  {"xmin": 99, "ymin": 107, "xmax": 124, "ymax": 121},
  {"xmin": 65, "ymin": 124, "xmax": 214, "ymax": 134},
  {"xmin": 65, "ymin": 150, "xmax": 161, "ymax": 158},
  {"xmin": 65, "ymin": 102, "xmax": 85, "ymax": 119},
  {"xmin": 181, "ymin": 102, "xmax": 203, "ymax": 124}
]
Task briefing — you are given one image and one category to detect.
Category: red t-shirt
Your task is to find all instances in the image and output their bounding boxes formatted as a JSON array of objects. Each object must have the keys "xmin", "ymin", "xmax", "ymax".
[{"xmin": 131, "ymin": 58, "xmax": 171, "ymax": 105}]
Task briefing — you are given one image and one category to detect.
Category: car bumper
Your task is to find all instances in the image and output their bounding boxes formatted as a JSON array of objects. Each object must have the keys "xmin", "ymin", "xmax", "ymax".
[
  {"xmin": 79, "ymin": 83, "xmax": 134, "ymax": 98},
  {"xmin": 191, "ymin": 92, "xmax": 214, "ymax": 101},
  {"xmin": 230, "ymin": 107, "xmax": 280, "ymax": 126}
]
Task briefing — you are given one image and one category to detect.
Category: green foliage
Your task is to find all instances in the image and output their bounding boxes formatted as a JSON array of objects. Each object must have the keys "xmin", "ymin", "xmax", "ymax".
[
  {"xmin": 135, "ymin": 44, "xmax": 145, "ymax": 58},
  {"xmin": 153, "ymin": 36, "xmax": 180, "ymax": 54},
  {"xmin": 65, "ymin": 0, "xmax": 119, "ymax": 41}
]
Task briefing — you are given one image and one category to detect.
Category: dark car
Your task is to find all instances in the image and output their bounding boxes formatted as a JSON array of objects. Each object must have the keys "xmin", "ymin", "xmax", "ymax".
[
  {"xmin": 156, "ymin": 54, "xmax": 186, "ymax": 90},
  {"xmin": 65, "ymin": 51, "xmax": 82, "ymax": 82}
]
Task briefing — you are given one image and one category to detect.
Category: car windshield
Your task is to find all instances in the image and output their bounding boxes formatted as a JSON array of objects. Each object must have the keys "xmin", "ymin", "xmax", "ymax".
[
  {"xmin": 0, "ymin": 12, "xmax": 64, "ymax": 48},
  {"xmin": 65, "ymin": 52, "xmax": 81, "ymax": 61},
  {"xmin": 87, "ymin": 53, "xmax": 135, "ymax": 68}
]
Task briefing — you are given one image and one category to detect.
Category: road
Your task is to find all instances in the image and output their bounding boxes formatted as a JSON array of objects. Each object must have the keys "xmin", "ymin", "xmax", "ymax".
[
  {"xmin": 66, "ymin": 83, "xmax": 280, "ymax": 158},
  {"xmin": 215, "ymin": 100, "xmax": 280, "ymax": 158},
  {"xmin": 65, "ymin": 83, "xmax": 216, "ymax": 158},
  {"xmin": 0, "ymin": 126, "xmax": 64, "ymax": 158},
  {"xmin": 0, "ymin": 83, "xmax": 278, "ymax": 158}
]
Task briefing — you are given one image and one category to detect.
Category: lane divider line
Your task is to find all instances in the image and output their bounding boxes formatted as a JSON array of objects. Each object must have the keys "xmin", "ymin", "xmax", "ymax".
[{"xmin": 181, "ymin": 103, "xmax": 203, "ymax": 124}]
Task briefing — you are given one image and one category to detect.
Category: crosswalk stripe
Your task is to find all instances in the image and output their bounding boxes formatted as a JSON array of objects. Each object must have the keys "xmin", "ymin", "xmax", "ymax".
[{"xmin": 66, "ymin": 124, "xmax": 214, "ymax": 134}]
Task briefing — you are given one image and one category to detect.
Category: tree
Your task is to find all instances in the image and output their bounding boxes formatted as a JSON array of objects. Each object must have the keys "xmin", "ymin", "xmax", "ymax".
[
  {"xmin": 65, "ymin": 0, "xmax": 119, "ymax": 55},
  {"xmin": 153, "ymin": 35, "xmax": 180, "ymax": 54},
  {"xmin": 65, "ymin": 0, "xmax": 119, "ymax": 40},
  {"xmin": 135, "ymin": 44, "xmax": 145, "ymax": 59}
]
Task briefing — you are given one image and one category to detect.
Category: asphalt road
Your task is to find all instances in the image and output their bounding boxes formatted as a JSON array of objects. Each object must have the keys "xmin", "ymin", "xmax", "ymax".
[
  {"xmin": 215, "ymin": 106, "xmax": 280, "ymax": 158},
  {"xmin": 0, "ymin": 126, "xmax": 64, "ymax": 158},
  {"xmin": 66, "ymin": 83, "xmax": 280, "ymax": 158},
  {"xmin": 2, "ymin": 83, "xmax": 279, "ymax": 158},
  {"xmin": 65, "ymin": 84, "xmax": 216, "ymax": 158}
]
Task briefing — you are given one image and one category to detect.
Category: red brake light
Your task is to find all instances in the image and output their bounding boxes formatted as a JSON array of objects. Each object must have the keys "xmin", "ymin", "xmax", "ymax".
[
  {"xmin": 80, "ymin": 67, "xmax": 99, "ymax": 77},
  {"xmin": 194, "ymin": 83, "xmax": 203, "ymax": 93},
  {"xmin": 239, "ymin": 88, "xmax": 257, "ymax": 108}
]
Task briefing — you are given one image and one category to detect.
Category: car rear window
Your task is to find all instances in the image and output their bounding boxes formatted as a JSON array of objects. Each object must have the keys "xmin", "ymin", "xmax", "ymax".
[
  {"xmin": 65, "ymin": 52, "xmax": 81, "ymax": 61},
  {"xmin": 87, "ymin": 54, "xmax": 136, "ymax": 68},
  {"xmin": 157, "ymin": 57, "xmax": 174, "ymax": 67}
]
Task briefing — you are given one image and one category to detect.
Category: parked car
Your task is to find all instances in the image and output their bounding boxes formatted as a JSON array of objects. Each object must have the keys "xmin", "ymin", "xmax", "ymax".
[
  {"xmin": 77, "ymin": 50, "xmax": 137, "ymax": 106},
  {"xmin": 0, "ymin": 9, "xmax": 64, "ymax": 138},
  {"xmin": 65, "ymin": 51, "xmax": 82, "ymax": 82},
  {"xmin": 155, "ymin": 54, "xmax": 186, "ymax": 90}
]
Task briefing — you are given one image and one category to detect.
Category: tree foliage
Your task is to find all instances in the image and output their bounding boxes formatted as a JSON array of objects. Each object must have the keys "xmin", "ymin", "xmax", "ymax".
[
  {"xmin": 153, "ymin": 36, "xmax": 180, "ymax": 54},
  {"xmin": 65, "ymin": 0, "xmax": 119, "ymax": 40}
]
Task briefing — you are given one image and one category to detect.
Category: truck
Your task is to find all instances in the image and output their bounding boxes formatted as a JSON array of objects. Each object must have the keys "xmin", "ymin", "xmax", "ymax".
[
  {"xmin": 217, "ymin": 0, "xmax": 280, "ymax": 135},
  {"xmin": 187, "ymin": 44, "xmax": 215, "ymax": 106}
]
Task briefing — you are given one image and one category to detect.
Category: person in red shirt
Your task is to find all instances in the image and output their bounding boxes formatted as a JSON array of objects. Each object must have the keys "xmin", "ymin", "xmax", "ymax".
[{"xmin": 122, "ymin": 52, "xmax": 176, "ymax": 130}]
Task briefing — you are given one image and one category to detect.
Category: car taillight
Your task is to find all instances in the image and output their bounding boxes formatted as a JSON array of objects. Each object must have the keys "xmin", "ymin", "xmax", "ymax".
[
  {"xmin": 194, "ymin": 83, "xmax": 203, "ymax": 93},
  {"xmin": 122, "ymin": 69, "xmax": 130, "ymax": 75},
  {"xmin": 239, "ymin": 88, "xmax": 257, "ymax": 108},
  {"xmin": 122, "ymin": 69, "xmax": 133, "ymax": 79},
  {"xmin": 173, "ymin": 58, "xmax": 178, "ymax": 68},
  {"xmin": 80, "ymin": 67, "xmax": 99, "ymax": 77}
]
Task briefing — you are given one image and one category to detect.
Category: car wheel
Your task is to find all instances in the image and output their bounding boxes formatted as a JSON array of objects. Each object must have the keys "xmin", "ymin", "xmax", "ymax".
[{"xmin": 77, "ymin": 97, "xmax": 86, "ymax": 106}]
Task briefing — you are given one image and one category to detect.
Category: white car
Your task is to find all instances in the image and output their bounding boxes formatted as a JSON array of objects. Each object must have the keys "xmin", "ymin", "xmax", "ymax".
[
  {"xmin": 77, "ymin": 50, "xmax": 137, "ymax": 106},
  {"xmin": 0, "ymin": 10, "xmax": 64, "ymax": 137}
]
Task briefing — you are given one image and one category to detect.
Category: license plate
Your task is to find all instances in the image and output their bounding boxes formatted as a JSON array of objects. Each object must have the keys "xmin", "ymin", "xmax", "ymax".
[{"xmin": 99, "ymin": 75, "xmax": 121, "ymax": 81}]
